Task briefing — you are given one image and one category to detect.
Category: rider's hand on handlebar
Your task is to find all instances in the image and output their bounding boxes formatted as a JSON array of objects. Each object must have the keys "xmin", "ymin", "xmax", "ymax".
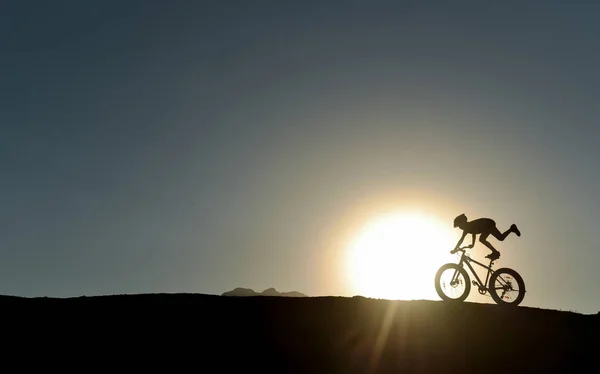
[{"xmin": 451, "ymin": 245, "xmax": 472, "ymax": 254}]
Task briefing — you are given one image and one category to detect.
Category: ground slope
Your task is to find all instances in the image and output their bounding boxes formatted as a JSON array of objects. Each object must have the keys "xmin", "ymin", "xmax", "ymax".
[{"xmin": 1, "ymin": 294, "xmax": 596, "ymax": 373}]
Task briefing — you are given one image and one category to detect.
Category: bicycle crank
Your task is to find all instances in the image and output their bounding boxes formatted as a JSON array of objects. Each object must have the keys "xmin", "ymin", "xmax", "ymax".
[{"xmin": 471, "ymin": 280, "xmax": 487, "ymax": 295}]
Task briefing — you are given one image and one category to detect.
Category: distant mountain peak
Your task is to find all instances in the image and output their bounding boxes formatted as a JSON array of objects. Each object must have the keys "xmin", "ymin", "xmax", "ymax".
[
  {"xmin": 261, "ymin": 287, "xmax": 279, "ymax": 296},
  {"xmin": 221, "ymin": 287, "xmax": 306, "ymax": 297}
]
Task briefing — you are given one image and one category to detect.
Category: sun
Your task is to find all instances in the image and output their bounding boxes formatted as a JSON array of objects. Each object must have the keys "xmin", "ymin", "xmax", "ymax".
[{"xmin": 346, "ymin": 210, "xmax": 457, "ymax": 300}]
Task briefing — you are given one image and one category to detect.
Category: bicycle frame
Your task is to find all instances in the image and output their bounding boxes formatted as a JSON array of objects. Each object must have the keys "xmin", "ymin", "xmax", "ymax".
[{"xmin": 455, "ymin": 250, "xmax": 496, "ymax": 290}]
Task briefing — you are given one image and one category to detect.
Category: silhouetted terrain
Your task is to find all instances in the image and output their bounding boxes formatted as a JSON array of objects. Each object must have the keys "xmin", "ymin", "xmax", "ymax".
[
  {"xmin": 222, "ymin": 286, "xmax": 307, "ymax": 297},
  {"xmin": 1, "ymin": 293, "xmax": 596, "ymax": 373}
]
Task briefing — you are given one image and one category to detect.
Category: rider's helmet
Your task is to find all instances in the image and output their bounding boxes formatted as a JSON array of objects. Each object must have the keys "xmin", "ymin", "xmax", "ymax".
[{"xmin": 453, "ymin": 213, "xmax": 467, "ymax": 228}]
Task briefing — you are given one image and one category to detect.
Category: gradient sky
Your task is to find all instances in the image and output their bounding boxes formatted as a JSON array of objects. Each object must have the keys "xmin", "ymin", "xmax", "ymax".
[{"xmin": 1, "ymin": 1, "xmax": 599, "ymax": 314}]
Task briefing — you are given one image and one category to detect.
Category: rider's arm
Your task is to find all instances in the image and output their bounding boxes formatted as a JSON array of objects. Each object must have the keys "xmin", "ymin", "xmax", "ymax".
[
  {"xmin": 455, "ymin": 231, "xmax": 467, "ymax": 249},
  {"xmin": 469, "ymin": 234, "xmax": 476, "ymax": 248}
]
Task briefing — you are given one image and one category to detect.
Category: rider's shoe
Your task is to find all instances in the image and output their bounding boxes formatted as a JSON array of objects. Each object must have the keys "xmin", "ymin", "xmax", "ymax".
[
  {"xmin": 485, "ymin": 251, "xmax": 500, "ymax": 261},
  {"xmin": 511, "ymin": 224, "xmax": 521, "ymax": 237}
]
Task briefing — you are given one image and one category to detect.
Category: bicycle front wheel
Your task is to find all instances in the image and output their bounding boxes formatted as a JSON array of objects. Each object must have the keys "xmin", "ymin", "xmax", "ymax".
[
  {"xmin": 435, "ymin": 263, "xmax": 471, "ymax": 302},
  {"xmin": 488, "ymin": 267, "xmax": 526, "ymax": 306}
]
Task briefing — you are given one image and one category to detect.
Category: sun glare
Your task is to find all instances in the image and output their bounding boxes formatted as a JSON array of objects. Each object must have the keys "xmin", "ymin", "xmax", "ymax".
[{"xmin": 346, "ymin": 211, "xmax": 457, "ymax": 300}]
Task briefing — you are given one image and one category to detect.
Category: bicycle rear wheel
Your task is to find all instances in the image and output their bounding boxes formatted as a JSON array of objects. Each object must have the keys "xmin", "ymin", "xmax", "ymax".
[
  {"xmin": 488, "ymin": 267, "xmax": 526, "ymax": 306},
  {"xmin": 435, "ymin": 263, "xmax": 471, "ymax": 302}
]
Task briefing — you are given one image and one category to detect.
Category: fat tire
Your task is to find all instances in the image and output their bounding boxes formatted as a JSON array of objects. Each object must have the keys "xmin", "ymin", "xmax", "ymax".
[
  {"xmin": 435, "ymin": 263, "xmax": 471, "ymax": 302},
  {"xmin": 488, "ymin": 267, "xmax": 526, "ymax": 306}
]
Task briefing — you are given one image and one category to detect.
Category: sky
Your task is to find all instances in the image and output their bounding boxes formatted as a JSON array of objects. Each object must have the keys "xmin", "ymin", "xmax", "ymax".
[{"xmin": 0, "ymin": 1, "xmax": 599, "ymax": 314}]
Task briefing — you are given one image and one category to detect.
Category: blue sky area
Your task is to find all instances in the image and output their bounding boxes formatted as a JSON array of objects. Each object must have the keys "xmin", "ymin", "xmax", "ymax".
[{"xmin": 0, "ymin": 1, "xmax": 598, "ymax": 314}]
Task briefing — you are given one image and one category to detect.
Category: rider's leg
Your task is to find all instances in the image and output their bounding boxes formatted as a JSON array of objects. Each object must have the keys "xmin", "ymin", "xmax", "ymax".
[
  {"xmin": 479, "ymin": 232, "xmax": 500, "ymax": 259},
  {"xmin": 490, "ymin": 225, "xmax": 520, "ymax": 241}
]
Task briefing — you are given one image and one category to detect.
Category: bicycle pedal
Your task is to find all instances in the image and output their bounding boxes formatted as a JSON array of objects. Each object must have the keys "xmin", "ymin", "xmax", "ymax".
[{"xmin": 471, "ymin": 281, "xmax": 478, "ymax": 286}]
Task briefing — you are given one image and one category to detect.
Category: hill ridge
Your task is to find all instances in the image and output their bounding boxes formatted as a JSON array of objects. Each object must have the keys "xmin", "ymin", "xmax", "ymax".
[
  {"xmin": 1, "ymin": 293, "xmax": 596, "ymax": 373},
  {"xmin": 0, "ymin": 292, "xmax": 595, "ymax": 315}
]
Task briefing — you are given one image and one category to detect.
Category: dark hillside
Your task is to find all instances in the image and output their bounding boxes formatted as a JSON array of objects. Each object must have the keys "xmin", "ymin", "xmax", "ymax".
[{"xmin": 1, "ymin": 294, "xmax": 596, "ymax": 373}]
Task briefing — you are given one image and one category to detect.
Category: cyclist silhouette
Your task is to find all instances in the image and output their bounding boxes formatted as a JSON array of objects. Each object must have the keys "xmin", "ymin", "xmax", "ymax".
[{"xmin": 450, "ymin": 213, "xmax": 521, "ymax": 261}]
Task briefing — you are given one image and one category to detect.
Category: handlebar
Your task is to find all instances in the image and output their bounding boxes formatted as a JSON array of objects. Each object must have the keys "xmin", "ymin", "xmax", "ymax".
[{"xmin": 451, "ymin": 246, "xmax": 471, "ymax": 254}]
